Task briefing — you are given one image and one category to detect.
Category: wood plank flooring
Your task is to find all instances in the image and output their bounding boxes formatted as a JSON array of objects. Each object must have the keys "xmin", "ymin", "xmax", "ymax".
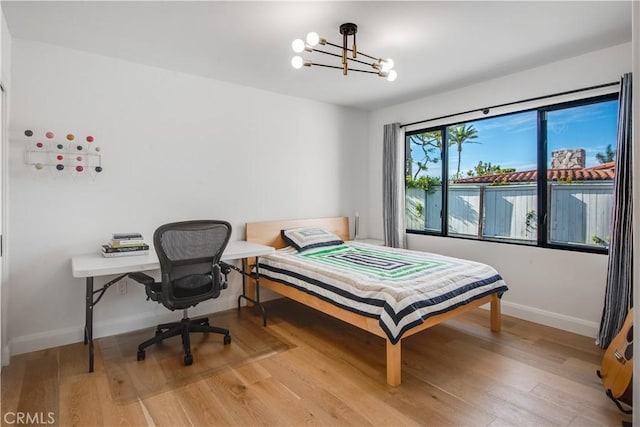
[{"xmin": 1, "ymin": 299, "xmax": 630, "ymax": 426}]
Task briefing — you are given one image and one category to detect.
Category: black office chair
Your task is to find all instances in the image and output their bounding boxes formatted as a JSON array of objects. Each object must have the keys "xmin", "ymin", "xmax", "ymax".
[{"xmin": 128, "ymin": 220, "xmax": 232, "ymax": 366}]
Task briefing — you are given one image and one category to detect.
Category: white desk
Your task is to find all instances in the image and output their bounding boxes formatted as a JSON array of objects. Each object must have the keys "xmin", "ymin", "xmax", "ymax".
[{"xmin": 72, "ymin": 241, "xmax": 274, "ymax": 372}]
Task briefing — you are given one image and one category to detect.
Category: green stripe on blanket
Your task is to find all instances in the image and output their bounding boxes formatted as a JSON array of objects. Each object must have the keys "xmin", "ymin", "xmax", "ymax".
[{"xmin": 300, "ymin": 245, "xmax": 447, "ymax": 280}]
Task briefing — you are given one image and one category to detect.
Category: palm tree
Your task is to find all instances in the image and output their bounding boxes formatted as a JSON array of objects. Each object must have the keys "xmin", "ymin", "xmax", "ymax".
[
  {"xmin": 408, "ymin": 131, "xmax": 447, "ymax": 179},
  {"xmin": 448, "ymin": 124, "xmax": 480, "ymax": 178},
  {"xmin": 595, "ymin": 144, "xmax": 615, "ymax": 164}
]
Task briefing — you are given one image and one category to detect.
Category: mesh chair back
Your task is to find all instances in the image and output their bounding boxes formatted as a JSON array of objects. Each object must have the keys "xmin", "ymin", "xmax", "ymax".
[{"xmin": 154, "ymin": 220, "xmax": 232, "ymax": 310}]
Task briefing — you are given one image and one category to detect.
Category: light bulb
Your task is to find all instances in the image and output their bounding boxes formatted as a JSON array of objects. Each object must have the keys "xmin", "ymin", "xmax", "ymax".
[
  {"xmin": 386, "ymin": 69, "xmax": 397, "ymax": 82},
  {"xmin": 381, "ymin": 58, "xmax": 394, "ymax": 72},
  {"xmin": 292, "ymin": 39, "xmax": 305, "ymax": 53},
  {"xmin": 306, "ymin": 31, "xmax": 320, "ymax": 46},
  {"xmin": 291, "ymin": 56, "xmax": 304, "ymax": 69}
]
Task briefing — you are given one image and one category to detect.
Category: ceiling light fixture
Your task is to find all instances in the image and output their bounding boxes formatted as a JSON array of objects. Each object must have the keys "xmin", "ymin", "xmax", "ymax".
[{"xmin": 291, "ymin": 22, "xmax": 397, "ymax": 82}]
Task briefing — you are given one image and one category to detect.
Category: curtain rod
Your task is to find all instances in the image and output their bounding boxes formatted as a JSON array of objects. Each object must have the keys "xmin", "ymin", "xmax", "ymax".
[{"xmin": 399, "ymin": 81, "xmax": 619, "ymax": 129}]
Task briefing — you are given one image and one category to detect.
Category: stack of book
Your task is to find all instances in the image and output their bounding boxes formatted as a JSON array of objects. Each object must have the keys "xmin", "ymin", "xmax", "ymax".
[{"xmin": 102, "ymin": 232, "xmax": 149, "ymax": 257}]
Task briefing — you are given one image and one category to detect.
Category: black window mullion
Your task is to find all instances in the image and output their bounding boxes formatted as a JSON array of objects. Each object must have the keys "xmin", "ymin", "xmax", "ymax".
[
  {"xmin": 537, "ymin": 110, "xmax": 548, "ymax": 245},
  {"xmin": 404, "ymin": 133, "xmax": 411, "ymax": 177},
  {"xmin": 441, "ymin": 126, "xmax": 449, "ymax": 236}
]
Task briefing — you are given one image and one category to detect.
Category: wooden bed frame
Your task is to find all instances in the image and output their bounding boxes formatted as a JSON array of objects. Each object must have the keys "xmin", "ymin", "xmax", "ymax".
[{"xmin": 245, "ymin": 216, "xmax": 502, "ymax": 387}]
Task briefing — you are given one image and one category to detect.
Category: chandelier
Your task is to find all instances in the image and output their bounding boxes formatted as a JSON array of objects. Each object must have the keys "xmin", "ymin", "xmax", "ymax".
[{"xmin": 291, "ymin": 22, "xmax": 397, "ymax": 82}]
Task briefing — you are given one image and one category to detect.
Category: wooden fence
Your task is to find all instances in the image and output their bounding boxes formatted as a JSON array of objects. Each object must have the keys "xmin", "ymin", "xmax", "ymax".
[{"xmin": 406, "ymin": 182, "xmax": 612, "ymax": 246}]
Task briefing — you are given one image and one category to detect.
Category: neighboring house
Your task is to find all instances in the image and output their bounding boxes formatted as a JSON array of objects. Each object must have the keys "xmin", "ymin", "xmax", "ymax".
[
  {"xmin": 455, "ymin": 149, "xmax": 615, "ymax": 184},
  {"xmin": 407, "ymin": 150, "xmax": 614, "ymax": 246}
]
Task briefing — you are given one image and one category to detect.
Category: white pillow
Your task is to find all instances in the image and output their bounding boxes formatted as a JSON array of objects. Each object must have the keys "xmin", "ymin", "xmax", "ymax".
[{"xmin": 281, "ymin": 227, "xmax": 344, "ymax": 251}]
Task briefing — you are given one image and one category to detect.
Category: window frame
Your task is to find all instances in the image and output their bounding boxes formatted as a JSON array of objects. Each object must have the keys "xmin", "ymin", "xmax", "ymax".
[{"xmin": 405, "ymin": 93, "xmax": 619, "ymax": 255}]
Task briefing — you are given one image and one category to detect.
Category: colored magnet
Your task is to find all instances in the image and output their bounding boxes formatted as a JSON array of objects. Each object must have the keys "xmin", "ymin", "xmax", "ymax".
[
  {"xmin": 24, "ymin": 130, "xmax": 33, "ymax": 137},
  {"xmin": 57, "ymin": 144, "xmax": 64, "ymax": 150},
  {"xmin": 35, "ymin": 163, "xmax": 44, "ymax": 170},
  {"xmin": 36, "ymin": 142, "xmax": 44, "ymax": 148},
  {"xmin": 76, "ymin": 156, "xmax": 83, "ymax": 161},
  {"xmin": 95, "ymin": 147, "xmax": 101, "ymax": 152},
  {"xmin": 46, "ymin": 132, "xmax": 55, "ymax": 139},
  {"xmin": 66, "ymin": 134, "xmax": 75, "ymax": 141},
  {"xmin": 95, "ymin": 166, "xmax": 103, "ymax": 173},
  {"xmin": 57, "ymin": 155, "xmax": 63, "ymax": 161},
  {"xmin": 76, "ymin": 166, "xmax": 84, "ymax": 172},
  {"xmin": 76, "ymin": 145, "xmax": 83, "ymax": 151},
  {"xmin": 56, "ymin": 164, "xmax": 64, "ymax": 171},
  {"xmin": 86, "ymin": 136, "xmax": 94, "ymax": 142}
]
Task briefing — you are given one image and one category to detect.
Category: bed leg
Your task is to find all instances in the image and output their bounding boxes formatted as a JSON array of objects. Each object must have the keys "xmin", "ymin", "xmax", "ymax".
[
  {"xmin": 490, "ymin": 294, "xmax": 501, "ymax": 332},
  {"xmin": 386, "ymin": 339, "xmax": 401, "ymax": 387}
]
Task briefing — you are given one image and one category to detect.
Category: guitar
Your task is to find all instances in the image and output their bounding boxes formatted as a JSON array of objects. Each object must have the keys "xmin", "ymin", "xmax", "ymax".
[{"xmin": 598, "ymin": 307, "xmax": 633, "ymax": 412}]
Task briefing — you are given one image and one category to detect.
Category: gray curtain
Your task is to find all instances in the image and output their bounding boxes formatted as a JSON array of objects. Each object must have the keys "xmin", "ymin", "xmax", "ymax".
[
  {"xmin": 383, "ymin": 122, "xmax": 406, "ymax": 248},
  {"xmin": 597, "ymin": 73, "xmax": 633, "ymax": 348}
]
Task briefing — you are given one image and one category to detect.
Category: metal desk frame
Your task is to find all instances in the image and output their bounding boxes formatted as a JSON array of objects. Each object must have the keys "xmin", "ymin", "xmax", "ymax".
[{"xmin": 72, "ymin": 241, "xmax": 274, "ymax": 373}]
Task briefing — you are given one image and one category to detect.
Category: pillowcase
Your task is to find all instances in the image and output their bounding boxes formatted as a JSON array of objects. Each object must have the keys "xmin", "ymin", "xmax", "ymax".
[{"xmin": 281, "ymin": 227, "xmax": 344, "ymax": 252}]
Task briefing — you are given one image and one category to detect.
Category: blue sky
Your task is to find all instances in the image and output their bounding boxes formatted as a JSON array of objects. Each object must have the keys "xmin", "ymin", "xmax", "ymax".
[{"xmin": 410, "ymin": 99, "xmax": 619, "ymax": 178}]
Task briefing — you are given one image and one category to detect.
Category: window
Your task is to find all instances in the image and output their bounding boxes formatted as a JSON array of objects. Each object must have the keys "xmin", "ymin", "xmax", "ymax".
[
  {"xmin": 446, "ymin": 113, "xmax": 538, "ymax": 242},
  {"xmin": 405, "ymin": 130, "xmax": 443, "ymax": 233},
  {"xmin": 405, "ymin": 94, "xmax": 618, "ymax": 253}
]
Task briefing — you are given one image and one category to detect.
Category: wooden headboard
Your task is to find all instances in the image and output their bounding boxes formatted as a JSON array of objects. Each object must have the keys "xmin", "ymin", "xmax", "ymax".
[{"xmin": 246, "ymin": 217, "xmax": 350, "ymax": 249}]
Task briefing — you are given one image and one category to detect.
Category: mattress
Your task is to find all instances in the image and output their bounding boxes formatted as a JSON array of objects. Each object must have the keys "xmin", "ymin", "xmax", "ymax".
[{"xmin": 257, "ymin": 241, "xmax": 508, "ymax": 343}]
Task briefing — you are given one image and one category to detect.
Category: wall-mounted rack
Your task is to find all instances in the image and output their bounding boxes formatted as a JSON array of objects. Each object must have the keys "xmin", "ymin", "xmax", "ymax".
[{"xmin": 23, "ymin": 129, "xmax": 103, "ymax": 176}]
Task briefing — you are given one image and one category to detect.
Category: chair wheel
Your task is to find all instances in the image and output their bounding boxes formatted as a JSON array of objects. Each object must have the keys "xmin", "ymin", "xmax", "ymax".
[
  {"xmin": 137, "ymin": 350, "xmax": 145, "ymax": 361},
  {"xmin": 224, "ymin": 334, "xmax": 231, "ymax": 345},
  {"xmin": 184, "ymin": 354, "xmax": 193, "ymax": 366}
]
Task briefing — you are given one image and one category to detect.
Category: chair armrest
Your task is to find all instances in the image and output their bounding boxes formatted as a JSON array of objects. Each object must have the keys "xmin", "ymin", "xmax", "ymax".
[{"xmin": 128, "ymin": 272, "xmax": 155, "ymax": 286}]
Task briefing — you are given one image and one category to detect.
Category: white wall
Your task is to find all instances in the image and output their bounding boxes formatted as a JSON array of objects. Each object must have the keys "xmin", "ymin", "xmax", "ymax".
[
  {"xmin": 0, "ymin": 6, "xmax": 11, "ymax": 366},
  {"xmin": 6, "ymin": 40, "xmax": 369, "ymax": 356},
  {"xmin": 368, "ymin": 43, "xmax": 632, "ymax": 337}
]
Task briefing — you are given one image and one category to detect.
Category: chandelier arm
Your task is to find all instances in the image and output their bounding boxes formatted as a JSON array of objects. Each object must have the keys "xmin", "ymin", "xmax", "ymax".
[
  {"xmin": 310, "ymin": 63, "xmax": 343, "ymax": 70},
  {"xmin": 324, "ymin": 41, "xmax": 343, "ymax": 50},
  {"xmin": 347, "ymin": 57, "xmax": 378, "ymax": 68},
  {"xmin": 310, "ymin": 63, "xmax": 379, "ymax": 75},
  {"xmin": 352, "ymin": 51, "xmax": 378, "ymax": 62},
  {"xmin": 345, "ymin": 68, "xmax": 379, "ymax": 75},
  {"xmin": 313, "ymin": 48, "xmax": 378, "ymax": 68},
  {"xmin": 323, "ymin": 41, "xmax": 380, "ymax": 62},
  {"xmin": 313, "ymin": 48, "xmax": 345, "ymax": 60}
]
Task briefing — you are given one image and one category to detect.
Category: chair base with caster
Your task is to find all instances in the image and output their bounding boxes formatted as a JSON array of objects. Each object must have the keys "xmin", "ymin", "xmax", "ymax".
[{"xmin": 136, "ymin": 309, "xmax": 231, "ymax": 366}]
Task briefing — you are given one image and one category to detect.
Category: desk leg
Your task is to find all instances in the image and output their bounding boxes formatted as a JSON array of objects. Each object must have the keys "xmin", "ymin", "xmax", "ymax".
[
  {"xmin": 236, "ymin": 257, "xmax": 267, "ymax": 326},
  {"xmin": 84, "ymin": 276, "xmax": 94, "ymax": 373},
  {"xmin": 238, "ymin": 259, "xmax": 251, "ymax": 307}
]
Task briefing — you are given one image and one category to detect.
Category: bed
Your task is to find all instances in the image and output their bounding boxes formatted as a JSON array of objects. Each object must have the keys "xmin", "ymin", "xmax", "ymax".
[{"xmin": 244, "ymin": 216, "xmax": 508, "ymax": 386}]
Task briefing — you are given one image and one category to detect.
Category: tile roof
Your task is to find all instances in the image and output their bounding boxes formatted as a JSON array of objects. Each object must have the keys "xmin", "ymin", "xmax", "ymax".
[{"xmin": 454, "ymin": 162, "xmax": 615, "ymax": 184}]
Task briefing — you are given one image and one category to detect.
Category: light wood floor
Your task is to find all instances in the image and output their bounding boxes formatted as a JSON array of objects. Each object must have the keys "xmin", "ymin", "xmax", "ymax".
[{"xmin": 1, "ymin": 299, "xmax": 630, "ymax": 426}]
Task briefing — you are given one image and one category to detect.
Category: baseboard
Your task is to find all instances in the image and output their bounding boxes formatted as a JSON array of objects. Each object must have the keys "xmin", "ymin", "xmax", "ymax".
[
  {"xmin": 8, "ymin": 293, "xmax": 599, "ymax": 357},
  {"xmin": 1, "ymin": 343, "xmax": 10, "ymax": 366},
  {"xmin": 8, "ymin": 292, "xmax": 247, "ymax": 357},
  {"xmin": 9, "ymin": 324, "xmax": 82, "ymax": 357},
  {"xmin": 495, "ymin": 300, "xmax": 600, "ymax": 338}
]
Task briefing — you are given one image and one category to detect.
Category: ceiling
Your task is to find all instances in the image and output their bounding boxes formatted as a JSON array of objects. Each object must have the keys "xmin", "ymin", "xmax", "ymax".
[{"xmin": 1, "ymin": 1, "xmax": 632, "ymax": 111}]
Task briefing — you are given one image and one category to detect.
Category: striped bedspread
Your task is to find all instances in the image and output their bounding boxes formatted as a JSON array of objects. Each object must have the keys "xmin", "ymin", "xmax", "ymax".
[{"xmin": 257, "ymin": 242, "xmax": 508, "ymax": 343}]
